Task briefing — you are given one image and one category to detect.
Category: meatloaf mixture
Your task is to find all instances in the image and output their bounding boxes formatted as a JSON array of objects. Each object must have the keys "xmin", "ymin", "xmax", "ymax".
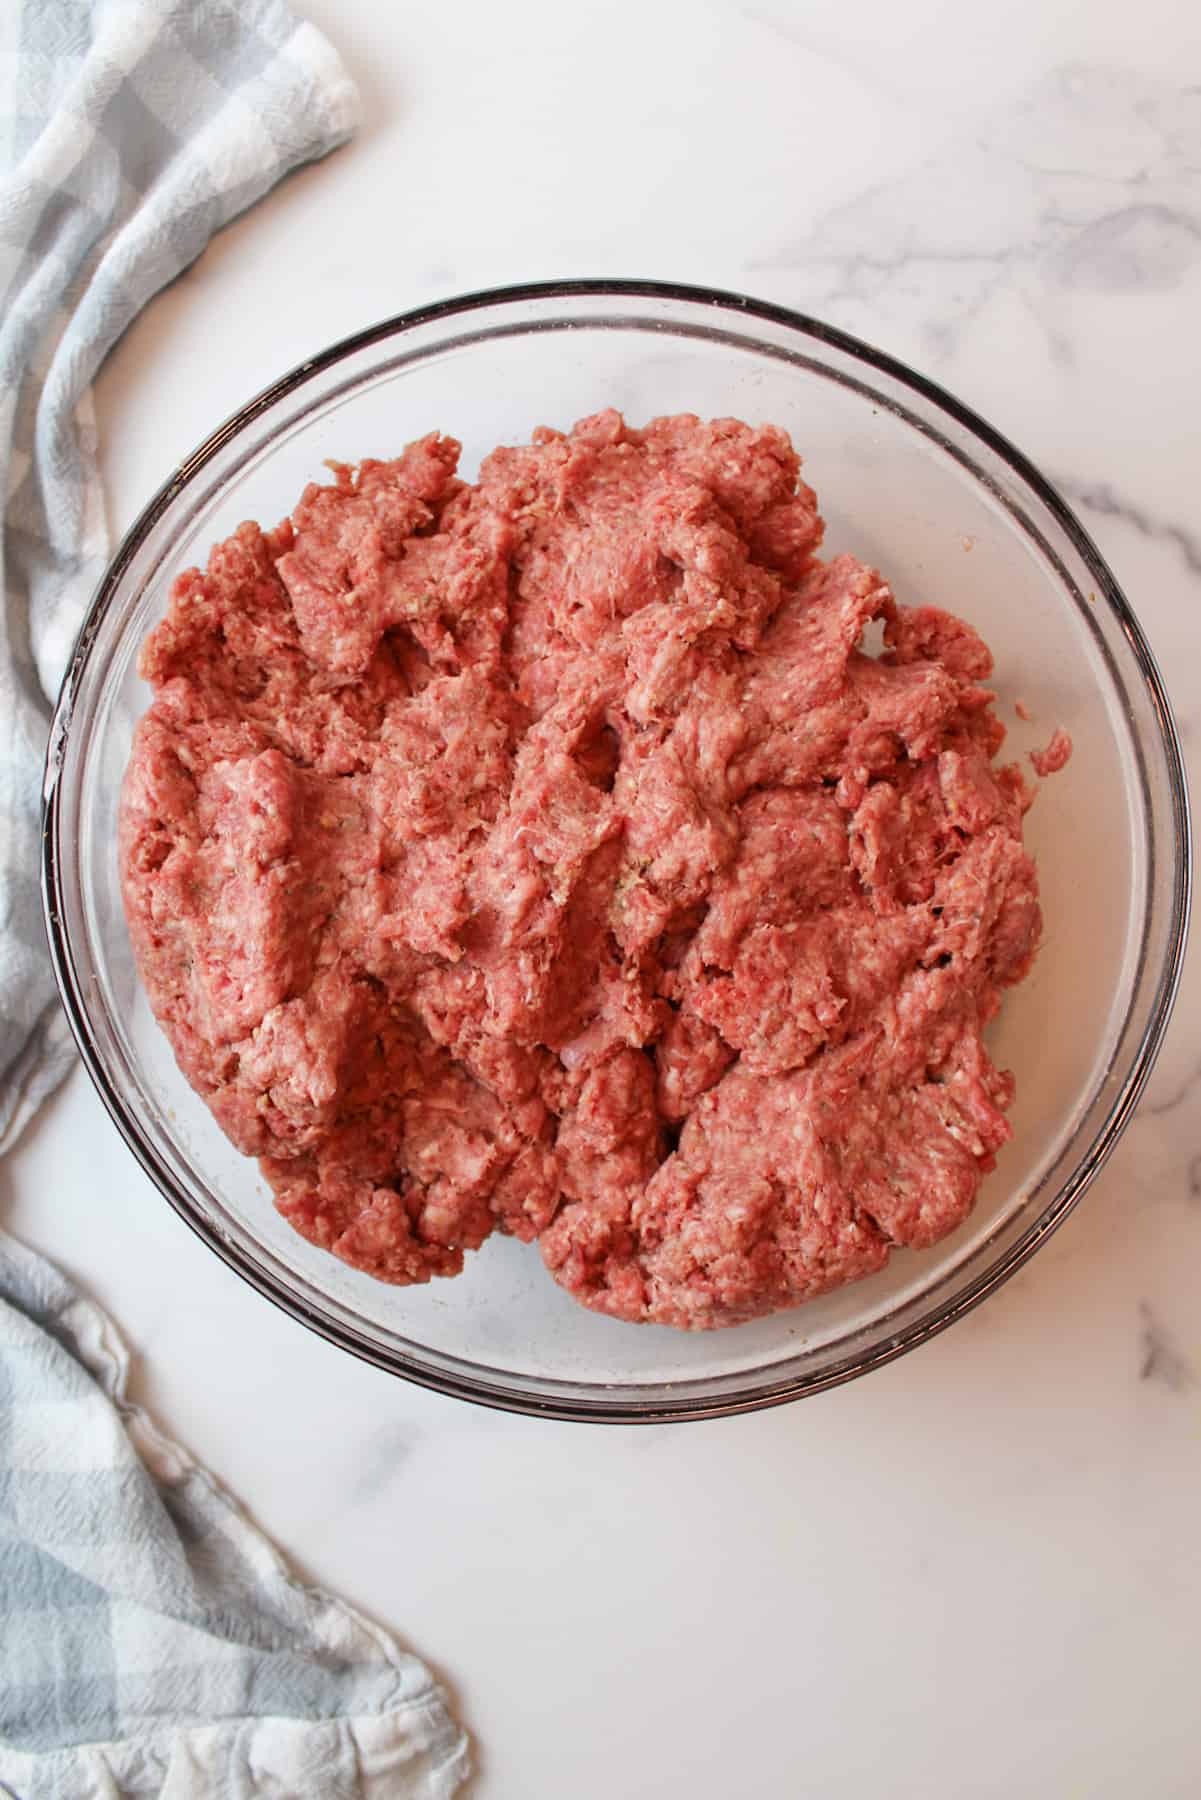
[{"xmin": 121, "ymin": 410, "xmax": 1059, "ymax": 1330}]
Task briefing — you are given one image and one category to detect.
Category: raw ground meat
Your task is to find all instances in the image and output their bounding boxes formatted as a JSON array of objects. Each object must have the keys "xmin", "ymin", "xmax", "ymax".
[
  {"xmin": 121, "ymin": 410, "xmax": 1050, "ymax": 1330},
  {"xmin": 1030, "ymin": 727, "xmax": 1073, "ymax": 777}
]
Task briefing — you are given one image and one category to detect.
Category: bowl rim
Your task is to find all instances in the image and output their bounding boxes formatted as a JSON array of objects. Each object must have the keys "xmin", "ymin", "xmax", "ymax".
[{"xmin": 42, "ymin": 277, "xmax": 1192, "ymax": 1423}]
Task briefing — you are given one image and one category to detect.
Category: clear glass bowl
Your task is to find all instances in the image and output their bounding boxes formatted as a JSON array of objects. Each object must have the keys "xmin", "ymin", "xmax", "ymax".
[{"xmin": 43, "ymin": 281, "xmax": 1190, "ymax": 1422}]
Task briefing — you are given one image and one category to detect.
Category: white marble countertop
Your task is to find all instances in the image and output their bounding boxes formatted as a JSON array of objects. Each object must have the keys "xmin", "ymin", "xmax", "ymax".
[{"xmin": 7, "ymin": 2, "xmax": 1201, "ymax": 1793}]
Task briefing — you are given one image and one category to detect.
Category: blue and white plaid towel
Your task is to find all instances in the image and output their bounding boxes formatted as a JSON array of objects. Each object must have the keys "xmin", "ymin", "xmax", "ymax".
[
  {"xmin": 0, "ymin": 0, "xmax": 363, "ymax": 1150},
  {"xmin": 0, "ymin": 1237, "xmax": 468, "ymax": 1799},
  {"xmin": 0, "ymin": 4, "xmax": 469, "ymax": 1794}
]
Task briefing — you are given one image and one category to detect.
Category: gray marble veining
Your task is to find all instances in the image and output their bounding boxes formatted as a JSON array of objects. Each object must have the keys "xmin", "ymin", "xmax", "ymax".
[
  {"xmin": 1138, "ymin": 1300, "xmax": 1197, "ymax": 1389},
  {"xmin": 1059, "ymin": 478, "xmax": 1201, "ymax": 581},
  {"xmin": 752, "ymin": 64, "xmax": 1201, "ymax": 352}
]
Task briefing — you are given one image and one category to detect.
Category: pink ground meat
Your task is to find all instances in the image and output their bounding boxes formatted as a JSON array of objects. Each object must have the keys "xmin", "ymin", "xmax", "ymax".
[
  {"xmin": 120, "ymin": 411, "xmax": 1047, "ymax": 1330},
  {"xmin": 1030, "ymin": 727, "xmax": 1073, "ymax": 777}
]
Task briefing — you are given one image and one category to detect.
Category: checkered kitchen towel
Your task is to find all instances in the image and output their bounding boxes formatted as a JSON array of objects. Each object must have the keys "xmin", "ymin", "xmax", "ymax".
[
  {"xmin": 0, "ymin": 0, "xmax": 364, "ymax": 1150},
  {"xmin": 0, "ymin": 5, "xmax": 469, "ymax": 1795},
  {"xmin": 0, "ymin": 1235, "xmax": 469, "ymax": 1798}
]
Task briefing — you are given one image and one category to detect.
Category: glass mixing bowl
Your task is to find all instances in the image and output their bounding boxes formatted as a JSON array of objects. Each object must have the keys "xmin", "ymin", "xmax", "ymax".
[{"xmin": 42, "ymin": 281, "xmax": 1190, "ymax": 1422}]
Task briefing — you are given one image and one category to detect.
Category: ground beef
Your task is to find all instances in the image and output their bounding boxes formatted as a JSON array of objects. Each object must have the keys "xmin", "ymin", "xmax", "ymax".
[
  {"xmin": 1030, "ymin": 727, "xmax": 1073, "ymax": 777},
  {"xmin": 120, "ymin": 411, "xmax": 1049, "ymax": 1330}
]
